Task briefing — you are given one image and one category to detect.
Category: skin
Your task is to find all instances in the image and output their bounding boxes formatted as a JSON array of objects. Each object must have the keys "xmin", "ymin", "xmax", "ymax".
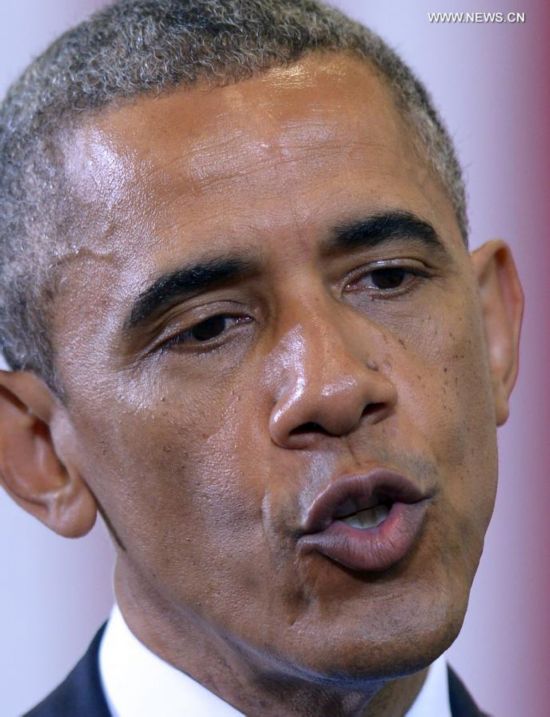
[{"xmin": 0, "ymin": 54, "xmax": 523, "ymax": 716}]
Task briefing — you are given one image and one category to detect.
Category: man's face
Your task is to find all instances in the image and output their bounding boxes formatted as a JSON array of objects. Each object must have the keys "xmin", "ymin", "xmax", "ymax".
[{"xmin": 56, "ymin": 54, "xmax": 500, "ymax": 679}]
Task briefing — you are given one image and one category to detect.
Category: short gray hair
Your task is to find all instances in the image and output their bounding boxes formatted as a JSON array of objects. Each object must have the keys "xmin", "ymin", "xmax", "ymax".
[{"xmin": 0, "ymin": 0, "xmax": 467, "ymax": 390}]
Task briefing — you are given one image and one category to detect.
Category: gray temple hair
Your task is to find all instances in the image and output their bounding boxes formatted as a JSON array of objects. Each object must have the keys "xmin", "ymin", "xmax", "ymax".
[{"xmin": 0, "ymin": 0, "xmax": 467, "ymax": 391}]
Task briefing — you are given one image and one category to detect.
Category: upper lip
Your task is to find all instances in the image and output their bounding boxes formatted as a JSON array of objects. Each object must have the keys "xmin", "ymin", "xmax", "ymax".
[{"xmin": 300, "ymin": 470, "xmax": 430, "ymax": 534}]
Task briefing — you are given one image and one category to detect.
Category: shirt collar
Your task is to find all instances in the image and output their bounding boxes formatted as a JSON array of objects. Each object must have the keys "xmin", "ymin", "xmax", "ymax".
[
  {"xmin": 99, "ymin": 605, "xmax": 451, "ymax": 717},
  {"xmin": 405, "ymin": 651, "xmax": 452, "ymax": 717},
  {"xmin": 99, "ymin": 605, "xmax": 243, "ymax": 717}
]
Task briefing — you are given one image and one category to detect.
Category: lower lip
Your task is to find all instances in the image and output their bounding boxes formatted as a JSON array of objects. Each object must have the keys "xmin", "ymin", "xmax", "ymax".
[{"xmin": 298, "ymin": 501, "xmax": 429, "ymax": 572}]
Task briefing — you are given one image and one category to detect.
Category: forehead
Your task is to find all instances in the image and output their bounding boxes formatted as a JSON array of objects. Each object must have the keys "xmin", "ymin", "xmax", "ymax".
[
  {"xmin": 63, "ymin": 53, "xmax": 453, "ymax": 238},
  {"xmin": 57, "ymin": 54, "xmax": 463, "ymax": 334},
  {"xmin": 73, "ymin": 53, "xmax": 407, "ymax": 183}
]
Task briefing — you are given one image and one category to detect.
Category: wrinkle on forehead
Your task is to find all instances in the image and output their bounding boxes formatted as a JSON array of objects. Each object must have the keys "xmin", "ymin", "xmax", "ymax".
[
  {"xmin": 53, "ymin": 245, "xmax": 119, "ymax": 274},
  {"xmin": 48, "ymin": 197, "xmax": 125, "ymax": 285},
  {"xmin": 65, "ymin": 54, "xmax": 414, "ymax": 202},
  {"xmin": 185, "ymin": 101, "xmax": 404, "ymax": 194}
]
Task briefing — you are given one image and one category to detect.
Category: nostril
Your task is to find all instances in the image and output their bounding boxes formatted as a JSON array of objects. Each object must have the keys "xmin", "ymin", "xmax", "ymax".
[
  {"xmin": 289, "ymin": 421, "xmax": 329, "ymax": 436},
  {"xmin": 362, "ymin": 402, "xmax": 386, "ymax": 418},
  {"xmin": 286, "ymin": 404, "xmax": 388, "ymax": 442}
]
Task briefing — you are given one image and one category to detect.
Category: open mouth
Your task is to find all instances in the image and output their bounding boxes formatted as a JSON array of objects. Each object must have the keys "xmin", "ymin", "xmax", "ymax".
[
  {"xmin": 337, "ymin": 502, "xmax": 391, "ymax": 530},
  {"xmin": 297, "ymin": 470, "xmax": 432, "ymax": 572}
]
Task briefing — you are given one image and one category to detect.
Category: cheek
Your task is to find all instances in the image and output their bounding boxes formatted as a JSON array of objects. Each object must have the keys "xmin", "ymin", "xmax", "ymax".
[
  {"xmin": 72, "ymin": 371, "xmax": 271, "ymax": 587},
  {"xmin": 381, "ymin": 287, "xmax": 496, "ymax": 504},
  {"xmin": 94, "ymin": 373, "xmax": 306, "ymax": 628},
  {"xmin": 392, "ymin": 300, "xmax": 498, "ymax": 518}
]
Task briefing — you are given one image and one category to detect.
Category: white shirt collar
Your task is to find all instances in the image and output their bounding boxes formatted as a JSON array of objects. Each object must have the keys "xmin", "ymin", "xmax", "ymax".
[
  {"xmin": 99, "ymin": 605, "xmax": 243, "ymax": 717},
  {"xmin": 99, "ymin": 605, "xmax": 451, "ymax": 716},
  {"xmin": 405, "ymin": 652, "xmax": 452, "ymax": 717}
]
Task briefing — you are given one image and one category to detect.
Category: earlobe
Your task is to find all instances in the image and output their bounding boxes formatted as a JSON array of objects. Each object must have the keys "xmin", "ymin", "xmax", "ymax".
[
  {"xmin": 0, "ymin": 370, "xmax": 97, "ymax": 537},
  {"xmin": 471, "ymin": 240, "xmax": 524, "ymax": 426}
]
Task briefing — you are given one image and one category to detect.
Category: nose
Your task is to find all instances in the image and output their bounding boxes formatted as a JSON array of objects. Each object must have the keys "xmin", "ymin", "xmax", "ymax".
[{"xmin": 268, "ymin": 310, "xmax": 397, "ymax": 450}]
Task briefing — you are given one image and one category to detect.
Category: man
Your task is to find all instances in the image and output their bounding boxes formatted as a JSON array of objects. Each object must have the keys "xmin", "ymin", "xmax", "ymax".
[{"xmin": 0, "ymin": 0, "xmax": 523, "ymax": 715}]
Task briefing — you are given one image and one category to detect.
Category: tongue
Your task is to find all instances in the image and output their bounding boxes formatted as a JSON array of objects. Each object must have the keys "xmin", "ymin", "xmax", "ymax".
[{"xmin": 340, "ymin": 505, "xmax": 389, "ymax": 530}]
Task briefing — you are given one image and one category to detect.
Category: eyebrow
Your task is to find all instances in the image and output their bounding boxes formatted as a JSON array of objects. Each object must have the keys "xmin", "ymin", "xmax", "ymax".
[
  {"xmin": 124, "ymin": 256, "xmax": 258, "ymax": 332},
  {"xmin": 326, "ymin": 210, "xmax": 447, "ymax": 256},
  {"xmin": 124, "ymin": 211, "xmax": 447, "ymax": 334}
]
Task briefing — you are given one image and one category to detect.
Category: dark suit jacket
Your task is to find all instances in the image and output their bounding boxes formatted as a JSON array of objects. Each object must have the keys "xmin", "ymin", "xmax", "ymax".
[{"xmin": 24, "ymin": 627, "xmax": 489, "ymax": 717}]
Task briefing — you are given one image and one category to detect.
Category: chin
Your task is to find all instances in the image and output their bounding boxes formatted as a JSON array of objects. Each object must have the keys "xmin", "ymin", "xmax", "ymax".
[
  {"xmin": 266, "ymin": 582, "xmax": 469, "ymax": 686},
  {"xmin": 293, "ymin": 621, "xmax": 462, "ymax": 688}
]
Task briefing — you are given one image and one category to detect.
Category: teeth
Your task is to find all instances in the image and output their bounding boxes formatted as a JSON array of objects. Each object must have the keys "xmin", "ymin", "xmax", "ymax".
[{"xmin": 341, "ymin": 505, "xmax": 389, "ymax": 530}]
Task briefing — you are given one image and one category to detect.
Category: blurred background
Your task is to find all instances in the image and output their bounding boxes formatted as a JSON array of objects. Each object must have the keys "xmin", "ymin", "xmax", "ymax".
[{"xmin": 0, "ymin": 0, "xmax": 548, "ymax": 715}]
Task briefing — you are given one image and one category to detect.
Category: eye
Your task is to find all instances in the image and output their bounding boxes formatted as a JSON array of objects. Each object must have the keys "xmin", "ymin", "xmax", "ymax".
[
  {"xmin": 369, "ymin": 267, "xmax": 408, "ymax": 290},
  {"xmin": 345, "ymin": 262, "xmax": 429, "ymax": 296},
  {"xmin": 162, "ymin": 313, "xmax": 252, "ymax": 350},
  {"xmin": 189, "ymin": 315, "xmax": 233, "ymax": 342}
]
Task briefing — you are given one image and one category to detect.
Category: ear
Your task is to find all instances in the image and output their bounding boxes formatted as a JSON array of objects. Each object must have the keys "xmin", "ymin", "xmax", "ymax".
[
  {"xmin": 471, "ymin": 240, "xmax": 524, "ymax": 426},
  {"xmin": 0, "ymin": 369, "xmax": 97, "ymax": 537}
]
